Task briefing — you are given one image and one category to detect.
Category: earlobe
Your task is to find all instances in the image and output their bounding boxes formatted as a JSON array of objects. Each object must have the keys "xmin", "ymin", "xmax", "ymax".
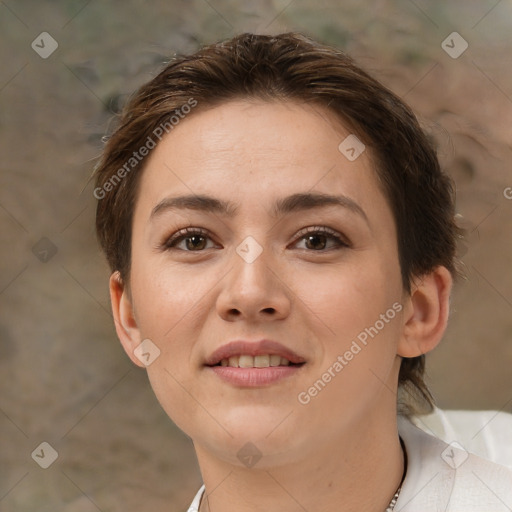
[
  {"xmin": 109, "ymin": 271, "xmax": 145, "ymax": 368},
  {"xmin": 398, "ymin": 266, "xmax": 453, "ymax": 359}
]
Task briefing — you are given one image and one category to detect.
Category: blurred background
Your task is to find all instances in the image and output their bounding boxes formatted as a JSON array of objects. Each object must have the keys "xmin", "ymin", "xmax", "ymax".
[{"xmin": 1, "ymin": 0, "xmax": 511, "ymax": 510}]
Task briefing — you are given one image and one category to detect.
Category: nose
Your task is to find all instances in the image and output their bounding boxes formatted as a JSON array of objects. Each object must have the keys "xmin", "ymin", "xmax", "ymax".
[{"xmin": 216, "ymin": 241, "xmax": 292, "ymax": 323}]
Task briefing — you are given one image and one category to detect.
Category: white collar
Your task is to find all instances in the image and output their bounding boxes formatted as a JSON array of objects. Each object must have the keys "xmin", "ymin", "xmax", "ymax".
[
  {"xmin": 394, "ymin": 415, "xmax": 455, "ymax": 510},
  {"xmin": 187, "ymin": 484, "xmax": 204, "ymax": 512},
  {"xmin": 395, "ymin": 415, "xmax": 512, "ymax": 511}
]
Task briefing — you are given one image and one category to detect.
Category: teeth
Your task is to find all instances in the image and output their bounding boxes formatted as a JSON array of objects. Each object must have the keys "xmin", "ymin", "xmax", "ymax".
[
  {"xmin": 270, "ymin": 355, "xmax": 281, "ymax": 367},
  {"xmin": 238, "ymin": 355, "xmax": 254, "ymax": 368},
  {"xmin": 218, "ymin": 355, "xmax": 294, "ymax": 368},
  {"xmin": 254, "ymin": 355, "xmax": 270, "ymax": 367}
]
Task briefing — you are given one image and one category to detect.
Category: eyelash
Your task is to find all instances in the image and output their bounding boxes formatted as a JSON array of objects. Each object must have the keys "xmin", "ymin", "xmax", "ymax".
[{"xmin": 161, "ymin": 226, "xmax": 350, "ymax": 252}]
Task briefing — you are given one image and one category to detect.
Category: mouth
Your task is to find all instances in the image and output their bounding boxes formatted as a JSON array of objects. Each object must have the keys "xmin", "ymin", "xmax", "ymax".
[
  {"xmin": 213, "ymin": 354, "xmax": 304, "ymax": 368},
  {"xmin": 205, "ymin": 340, "xmax": 306, "ymax": 387},
  {"xmin": 205, "ymin": 339, "xmax": 306, "ymax": 367}
]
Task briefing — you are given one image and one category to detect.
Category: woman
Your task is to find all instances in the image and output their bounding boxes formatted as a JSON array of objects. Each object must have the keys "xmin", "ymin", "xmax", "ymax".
[{"xmin": 92, "ymin": 32, "xmax": 512, "ymax": 511}]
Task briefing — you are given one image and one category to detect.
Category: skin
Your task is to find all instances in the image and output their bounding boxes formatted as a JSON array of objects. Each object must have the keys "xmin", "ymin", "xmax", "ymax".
[{"xmin": 110, "ymin": 99, "xmax": 452, "ymax": 512}]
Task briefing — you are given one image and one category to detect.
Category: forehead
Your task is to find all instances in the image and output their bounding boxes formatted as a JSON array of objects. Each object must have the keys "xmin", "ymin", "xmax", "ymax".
[{"xmin": 134, "ymin": 99, "xmax": 391, "ymax": 226}]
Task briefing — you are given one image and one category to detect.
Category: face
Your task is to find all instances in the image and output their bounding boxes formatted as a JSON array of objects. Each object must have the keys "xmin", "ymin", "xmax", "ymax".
[{"xmin": 119, "ymin": 99, "xmax": 408, "ymax": 467}]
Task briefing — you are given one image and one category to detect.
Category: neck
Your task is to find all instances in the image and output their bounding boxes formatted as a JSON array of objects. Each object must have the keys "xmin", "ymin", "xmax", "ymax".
[{"xmin": 195, "ymin": 407, "xmax": 404, "ymax": 512}]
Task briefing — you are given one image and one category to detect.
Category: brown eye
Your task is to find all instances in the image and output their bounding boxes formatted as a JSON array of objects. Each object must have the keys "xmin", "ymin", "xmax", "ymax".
[
  {"xmin": 163, "ymin": 228, "xmax": 216, "ymax": 251},
  {"xmin": 293, "ymin": 226, "xmax": 349, "ymax": 251},
  {"xmin": 304, "ymin": 233, "xmax": 329, "ymax": 250},
  {"xmin": 183, "ymin": 234, "xmax": 208, "ymax": 251}
]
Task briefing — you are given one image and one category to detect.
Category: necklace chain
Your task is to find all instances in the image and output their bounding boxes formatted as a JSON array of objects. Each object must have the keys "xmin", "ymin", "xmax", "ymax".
[
  {"xmin": 385, "ymin": 486, "xmax": 402, "ymax": 512},
  {"xmin": 386, "ymin": 436, "xmax": 407, "ymax": 511}
]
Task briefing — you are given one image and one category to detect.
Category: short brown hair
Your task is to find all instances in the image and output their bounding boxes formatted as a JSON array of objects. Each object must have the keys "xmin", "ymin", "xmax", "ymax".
[{"xmin": 93, "ymin": 32, "xmax": 460, "ymax": 415}]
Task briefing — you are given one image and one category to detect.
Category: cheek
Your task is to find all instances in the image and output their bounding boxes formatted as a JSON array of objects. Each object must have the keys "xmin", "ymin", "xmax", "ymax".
[
  {"xmin": 131, "ymin": 258, "xmax": 212, "ymax": 340},
  {"xmin": 131, "ymin": 263, "xmax": 213, "ymax": 432},
  {"xmin": 296, "ymin": 264, "xmax": 403, "ymax": 420},
  {"xmin": 296, "ymin": 255, "xmax": 401, "ymax": 339},
  {"xmin": 299, "ymin": 253, "xmax": 403, "ymax": 389}
]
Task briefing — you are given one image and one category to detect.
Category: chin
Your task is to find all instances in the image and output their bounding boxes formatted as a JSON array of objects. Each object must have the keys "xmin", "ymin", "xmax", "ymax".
[
  {"xmin": 193, "ymin": 404, "xmax": 307, "ymax": 460},
  {"xmin": 202, "ymin": 430, "xmax": 306, "ymax": 470}
]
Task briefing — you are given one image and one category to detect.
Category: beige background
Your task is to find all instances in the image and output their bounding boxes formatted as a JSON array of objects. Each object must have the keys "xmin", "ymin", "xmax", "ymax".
[{"xmin": 1, "ymin": 1, "xmax": 511, "ymax": 510}]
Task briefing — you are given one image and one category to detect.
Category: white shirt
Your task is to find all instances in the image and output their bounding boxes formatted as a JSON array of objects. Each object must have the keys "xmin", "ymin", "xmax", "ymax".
[
  {"xmin": 187, "ymin": 411, "xmax": 512, "ymax": 511},
  {"xmin": 410, "ymin": 406, "xmax": 512, "ymax": 470}
]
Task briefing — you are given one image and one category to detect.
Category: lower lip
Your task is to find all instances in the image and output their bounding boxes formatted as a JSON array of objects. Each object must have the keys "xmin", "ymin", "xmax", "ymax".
[{"xmin": 207, "ymin": 365, "xmax": 303, "ymax": 387}]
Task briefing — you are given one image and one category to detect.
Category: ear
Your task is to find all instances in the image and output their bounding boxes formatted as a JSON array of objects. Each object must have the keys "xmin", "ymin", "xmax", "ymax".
[
  {"xmin": 398, "ymin": 266, "xmax": 453, "ymax": 358},
  {"xmin": 109, "ymin": 271, "xmax": 145, "ymax": 368}
]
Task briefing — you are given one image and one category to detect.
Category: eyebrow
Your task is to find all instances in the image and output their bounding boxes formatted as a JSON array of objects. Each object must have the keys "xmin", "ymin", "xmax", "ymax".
[{"xmin": 150, "ymin": 192, "xmax": 368, "ymax": 223}]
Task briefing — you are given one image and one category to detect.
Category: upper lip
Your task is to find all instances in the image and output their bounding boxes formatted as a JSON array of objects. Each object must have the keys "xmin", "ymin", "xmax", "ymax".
[{"xmin": 205, "ymin": 340, "xmax": 306, "ymax": 366}]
